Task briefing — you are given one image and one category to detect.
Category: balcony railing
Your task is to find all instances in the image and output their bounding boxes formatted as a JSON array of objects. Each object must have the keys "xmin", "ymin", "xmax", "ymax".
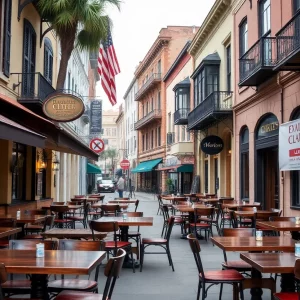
[
  {"xmin": 239, "ymin": 37, "xmax": 277, "ymax": 86},
  {"xmin": 134, "ymin": 109, "xmax": 162, "ymax": 130},
  {"xmin": 167, "ymin": 132, "xmax": 175, "ymax": 145},
  {"xmin": 275, "ymin": 10, "xmax": 300, "ymax": 69},
  {"xmin": 174, "ymin": 108, "xmax": 190, "ymax": 125},
  {"xmin": 12, "ymin": 72, "xmax": 56, "ymax": 104},
  {"xmin": 188, "ymin": 91, "xmax": 232, "ymax": 130},
  {"xmin": 135, "ymin": 73, "xmax": 161, "ymax": 101}
]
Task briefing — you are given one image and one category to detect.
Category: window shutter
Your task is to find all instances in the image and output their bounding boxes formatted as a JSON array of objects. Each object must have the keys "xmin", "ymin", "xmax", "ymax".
[
  {"xmin": 3, "ymin": 0, "xmax": 12, "ymax": 77},
  {"xmin": 44, "ymin": 38, "xmax": 53, "ymax": 84}
]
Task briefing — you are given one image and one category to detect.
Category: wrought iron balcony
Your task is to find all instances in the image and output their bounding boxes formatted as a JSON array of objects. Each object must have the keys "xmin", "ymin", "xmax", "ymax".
[
  {"xmin": 167, "ymin": 132, "xmax": 175, "ymax": 145},
  {"xmin": 275, "ymin": 10, "xmax": 300, "ymax": 71},
  {"xmin": 239, "ymin": 37, "xmax": 277, "ymax": 86},
  {"xmin": 134, "ymin": 109, "xmax": 162, "ymax": 130},
  {"xmin": 174, "ymin": 108, "xmax": 189, "ymax": 125},
  {"xmin": 11, "ymin": 72, "xmax": 55, "ymax": 114},
  {"xmin": 135, "ymin": 73, "xmax": 161, "ymax": 101},
  {"xmin": 188, "ymin": 91, "xmax": 232, "ymax": 130}
]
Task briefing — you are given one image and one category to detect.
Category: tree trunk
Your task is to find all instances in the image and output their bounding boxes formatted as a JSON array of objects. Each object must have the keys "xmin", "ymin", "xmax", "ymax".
[{"xmin": 56, "ymin": 29, "xmax": 77, "ymax": 90}]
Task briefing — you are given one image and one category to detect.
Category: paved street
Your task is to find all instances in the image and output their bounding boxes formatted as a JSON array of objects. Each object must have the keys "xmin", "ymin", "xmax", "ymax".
[{"xmin": 95, "ymin": 192, "xmax": 278, "ymax": 300}]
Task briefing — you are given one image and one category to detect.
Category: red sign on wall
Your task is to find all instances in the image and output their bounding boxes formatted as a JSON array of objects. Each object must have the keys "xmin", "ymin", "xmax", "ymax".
[{"xmin": 89, "ymin": 138, "xmax": 105, "ymax": 154}]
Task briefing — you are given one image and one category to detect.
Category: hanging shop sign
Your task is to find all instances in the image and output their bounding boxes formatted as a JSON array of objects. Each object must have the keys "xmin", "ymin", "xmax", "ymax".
[
  {"xmin": 279, "ymin": 119, "xmax": 300, "ymax": 171},
  {"xmin": 43, "ymin": 93, "xmax": 84, "ymax": 122},
  {"xmin": 200, "ymin": 135, "xmax": 224, "ymax": 155},
  {"xmin": 90, "ymin": 100, "xmax": 102, "ymax": 135}
]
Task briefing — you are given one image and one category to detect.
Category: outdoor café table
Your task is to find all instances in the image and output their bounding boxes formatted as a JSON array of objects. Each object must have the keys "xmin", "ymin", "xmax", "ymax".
[
  {"xmin": 173, "ymin": 204, "xmax": 207, "ymax": 213},
  {"xmin": 223, "ymin": 202, "xmax": 262, "ymax": 209},
  {"xmin": 108, "ymin": 200, "xmax": 137, "ymax": 204},
  {"xmin": 198, "ymin": 198, "xmax": 219, "ymax": 204},
  {"xmin": 0, "ymin": 227, "xmax": 22, "ymax": 238},
  {"xmin": 212, "ymin": 236, "xmax": 297, "ymax": 300},
  {"xmin": 233, "ymin": 210, "xmax": 273, "ymax": 227},
  {"xmin": 161, "ymin": 196, "xmax": 187, "ymax": 202},
  {"xmin": 41, "ymin": 228, "xmax": 106, "ymax": 240},
  {"xmin": 0, "ymin": 214, "xmax": 46, "ymax": 236},
  {"xmin": 42, "ymin": 204, "xmax": 83, "ymax": 211},
  {"xmin": 96, "ymin": 216, "xmax": 153, "ymax": 267},
  {"xmin": 92, "ymin": 203, "xmax": 128, "ymax": 210},
  {"xmin": 256, "ymin": 221, "xmax": 300, "ymax": 240},
  {"xmin": 240, "ymin": 252, "xmax": 298, "ymax": 298},
  {"xmin": 0, "ymin": 249, "xmax": 106, "ymax": 299}
]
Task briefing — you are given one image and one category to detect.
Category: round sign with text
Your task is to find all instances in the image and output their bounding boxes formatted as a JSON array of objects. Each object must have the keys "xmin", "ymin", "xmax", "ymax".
[
  {"xmin": 89, "ymin": 138, "xmax": 105, "ymax": 154},
  {"xmin": 43, "ymin": 93, "xmax": 85, "ymax": 122},
  {"xmin": 120, "ymin": 159, "xmax": 130, "ymax": 170},
  {"xmin": 200, "ymin": 135, "xmax": 224, "ymax": 155}
]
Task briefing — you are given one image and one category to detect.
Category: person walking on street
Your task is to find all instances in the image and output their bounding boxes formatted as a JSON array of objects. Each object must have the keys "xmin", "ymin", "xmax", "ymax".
[{"xmin": 117, "ymin": 175, "xmax": 125, "ymax": 198}]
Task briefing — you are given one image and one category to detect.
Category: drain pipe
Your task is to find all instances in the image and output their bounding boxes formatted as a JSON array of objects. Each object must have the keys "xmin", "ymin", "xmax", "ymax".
[{"xmin": 277, "ymin": 72, "xmax": 285, "ymax": 216}]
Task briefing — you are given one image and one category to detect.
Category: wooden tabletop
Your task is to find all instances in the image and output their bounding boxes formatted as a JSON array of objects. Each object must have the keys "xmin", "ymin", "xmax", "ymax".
[
  {"xmin": 108, "ymin": 200, "xmax": 137, "ymax": 204},
  {"xmin": 97, "ymin": 216, "xmax": 153, "ymax": 226},
  {"xmin": 211, "ymin": 236, "xmax": 296, "ymax": 252},
  {"xmin": 0, "ymin": 227, "xmax": 22, "ymax": 238},
  {"xmin": 161, "ymin": 196, "xmax": 187, "ymax": 201},
  {"xmin": 198, "ymin": 198, "xmax": 219, "ymax": 203},
  {"xmin": 42, "ymin": 205, "xmax": 82, "ymax": 210},
  {"xmin": 234, "ymin": 210, "xmax": 273, "ymax": 217},
  {"xmin": 41, "ymin": 228, "xmax": 106, "ymax": 239},
  {"xmin": 92, "ymin": 203, "xmax": 128, "ymax": 209},
  {"xmin": 240, "ymin": 252, "xmax": 298, "ymax": 273},
  {"xmin": 0, "ymin": 214, "xmax": 47, "ymax": 223},
  {"xmin": 256, "ymin": 221, "xmax": 300, "ymax": 231},
  {"xmin": 223, "ymin": 202, "xmax": 261, "ymax": 209},
  {"xmin": 0, "ymin": 250, "xmax": 106, "ymax": 275},
  {"xmin": 173, "ymin": 204, "xmax": 207, "ymax": 212}
]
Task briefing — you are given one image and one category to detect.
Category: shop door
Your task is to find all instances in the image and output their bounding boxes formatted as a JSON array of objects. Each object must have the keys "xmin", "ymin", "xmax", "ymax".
[{"xmin": 257, "ymin": 147, "xmax": 279, "ymax": 210}]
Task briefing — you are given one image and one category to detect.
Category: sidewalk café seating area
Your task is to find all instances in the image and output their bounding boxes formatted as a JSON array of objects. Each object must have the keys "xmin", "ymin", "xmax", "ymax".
[{"xmin": 1, "ymin": 193, "xmax": 300, "ymax": 299}]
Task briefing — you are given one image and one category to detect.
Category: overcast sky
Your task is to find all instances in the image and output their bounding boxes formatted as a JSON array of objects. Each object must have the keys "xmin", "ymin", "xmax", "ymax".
[{"xmin": 97, "ymin": 0, "xmax": 216, "ymax": 110}]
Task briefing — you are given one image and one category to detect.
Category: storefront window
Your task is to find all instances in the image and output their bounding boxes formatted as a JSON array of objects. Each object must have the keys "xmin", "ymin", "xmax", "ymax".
[
  {"xmin": 12, "ymin": 143, "xmax": 26, "ymax": 200},
  {"xmin": 240, "ymin": 127, "xmax": 249, "ymax": 200},
  {"xmin": 291, "ymin": 109, "xmax": 300, "ymax": 207}
]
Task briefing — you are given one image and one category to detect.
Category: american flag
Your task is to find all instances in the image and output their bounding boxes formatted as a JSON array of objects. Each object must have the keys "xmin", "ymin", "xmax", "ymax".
[{"xmin": 98, "ymin": 32, "xmax": 120, "ymax": 106}]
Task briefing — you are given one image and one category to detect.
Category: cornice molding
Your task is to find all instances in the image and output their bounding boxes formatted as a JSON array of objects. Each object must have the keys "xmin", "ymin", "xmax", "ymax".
[
  {"xmin": 232, "ymin": 0, "xmax": 247, "ymax": 14},
  {"xmin": 134, "ymin": 37, "xmax": 171, "ymax": 78},
  {"xmin": 188, "ymin": 0, "xmax": 232, "ymax": 57}
]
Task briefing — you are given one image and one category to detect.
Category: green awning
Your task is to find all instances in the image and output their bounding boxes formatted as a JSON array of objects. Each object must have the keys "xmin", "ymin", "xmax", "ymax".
[
  {"xmin": 176, "ymin": 164, "xmax": 193, "ymax": 173},
  {"xmin": 87, "ymin": 163, "xmax": 102, "ymax": 174},
  {"xmin": 131, "ymin": 158, "xmax": 162, "ymax": 173}
]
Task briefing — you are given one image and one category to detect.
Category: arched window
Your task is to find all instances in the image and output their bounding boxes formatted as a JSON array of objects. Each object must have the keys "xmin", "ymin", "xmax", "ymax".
[
  {"xmin": 44, "ymin": 38, "xmax": 53, "ymax": 84},
  {"xmin": 240, "ymin": 126, "xmax": 249, "ymax": 200},
  {"xmin": 291, "ymin": 108, "xmax": 300, "ymax": 208}
]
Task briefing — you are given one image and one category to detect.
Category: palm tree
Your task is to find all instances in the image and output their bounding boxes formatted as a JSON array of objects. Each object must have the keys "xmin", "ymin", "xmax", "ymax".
[
  {"xmin": 37, "ymin": 0, "xmax": 120, "ymax": 89},
  {"xmin": 106, "ymin": 148, "xmax": 118, "ymax": 176},
  {"xmin": 99, "ymin": 150, "xmax": 109, "ymax": 176}
]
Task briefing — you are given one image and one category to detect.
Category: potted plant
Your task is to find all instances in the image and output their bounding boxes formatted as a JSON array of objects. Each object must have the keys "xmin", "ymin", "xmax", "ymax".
[{"xmin": 166, "ymin": 178, "xmax": 173, "ymax": 194}]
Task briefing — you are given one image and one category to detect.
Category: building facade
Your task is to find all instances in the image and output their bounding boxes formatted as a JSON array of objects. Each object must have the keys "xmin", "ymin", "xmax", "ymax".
[
  {"xmin": 233, "ymin": 0, "xmax": 300, "ymax": 215},
  {"xmin": 158, "ymin": 41, "xmax": 194, "ymax": 194},
  {"xmin": 116, "ymin": 103, "xmax": 125, "ymax": 171},
  {"xmin": 188, "ymin": 0, "xmax": 234, "ymax": 197},
  {"xmin": 123, "ymin": 78, "xmax": 138, "ymax": 189},
  {"xmin": 98, "ymin": 109, "xmax": 118, "ymax": 177},
  {"xmin": 133, "ymin": 26, "xmax": 198, "ymax": 193},
  {"xmin": 0, "ymin": 1, "xmax": 98, "ymax": 212}
]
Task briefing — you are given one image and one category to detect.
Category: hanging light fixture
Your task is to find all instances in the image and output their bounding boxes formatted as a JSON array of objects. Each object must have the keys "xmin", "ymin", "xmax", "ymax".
[{"xmin": 52, "ymin": 153, "xmax": 60, "ymax": 171}]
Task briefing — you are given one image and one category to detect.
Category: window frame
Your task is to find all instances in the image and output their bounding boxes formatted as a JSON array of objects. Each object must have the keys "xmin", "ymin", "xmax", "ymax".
[
  {"xmin": 226, "ymin": 45, "xmax": 231, "ymax": 92},
  {"xmin": 259, "ymin": 0, "xmax": 271, "ymax": 38},
  {"xmin": 294, "ymin": 0, "xmax": 300, "ymax": 13},
  {"xmin": 239, "ymin": 18, "xmax": 248, "ymax": 57},
  {"xmin": 240, "ymin": 127, "xmax": 250, "ymax": 201},
  {"xmin": 2, "ymin": 0, "xmax": 12, "ymax": 77},
  {"xmin": 44, "ymin": 37, "xmax": 53, "ymax": 84}
]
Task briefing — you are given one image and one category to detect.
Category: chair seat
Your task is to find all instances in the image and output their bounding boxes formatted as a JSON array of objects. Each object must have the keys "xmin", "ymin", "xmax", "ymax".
[
  {"xmin": 55, "ymin": 290, "xmax": 103, "ymax": 300},
  {"xmin": 273, "ymin": 293, "xmax": 300, "ymax": 300},
  {"xmin": 200, "ymin": 269, "xmax": 244, "ymax": 281},
  {"xmin": 0, "ymin": 240, "xmax": 9, "ymax": 248},
  {"xmin": 48, "ymin": 279, "xmax": 97, "ymax": 291},
  {"xmin": 22, "ymin": 234, "xmax": 43, "ymax": 239},
  {"xmin": 222, "ymin": 260, "xmax": 252, "ymax": 270},
  {"xmin": 2, "ymin": 279, "xmax": 31, "ymax": 289},
  {"xmin": 24, "ymin": 224, "xmax": 43, "ymax": 230},
  {"xmin": 68, "ymin": 216, "xmax": 84, "ymax": 221},
  {"xmin": 105, "ymin": 241, "xmax": 131, "ymax": 248},
  {"xmin": 142, "ymin": 238, "xmax": 167, "ymax": 244}
]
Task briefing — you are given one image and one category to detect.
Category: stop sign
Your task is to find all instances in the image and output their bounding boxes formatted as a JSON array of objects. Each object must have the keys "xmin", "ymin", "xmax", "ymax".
[{"xmin": 120, "ymin": 159, "xmax": 130, "ymax": 170}]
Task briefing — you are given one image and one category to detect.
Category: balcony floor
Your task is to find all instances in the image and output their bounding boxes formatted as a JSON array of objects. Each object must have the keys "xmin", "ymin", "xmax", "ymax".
[{"xmin": 239, "ymin": 67, "xmax": 275, "ymax": 87}]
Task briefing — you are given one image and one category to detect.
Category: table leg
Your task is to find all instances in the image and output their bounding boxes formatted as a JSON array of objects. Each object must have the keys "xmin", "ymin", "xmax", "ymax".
[
  {"xmin": 281, "ymin": 273, "xmax": 295, "ymax": 292},
  {"xmin": 250, "ymin": 268, "xmax": 263, "ymax": 300},
  {"xmin": 31, "ymin": 274, "xmax": 49, "ymax": 300},
  {"xmin": 119, "ymin": 225, "xmax": 139, "ymax": 269}
]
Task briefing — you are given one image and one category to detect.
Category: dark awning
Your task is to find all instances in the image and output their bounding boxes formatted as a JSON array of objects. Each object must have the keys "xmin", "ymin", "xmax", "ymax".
[
  {"xmin": 0, "ymin": 94, "xmax": 98, "ymax": 160},
  {"xmin": 87, "ymin": 163, "xmax": 102, "ymax": 174},
  {"xmin": 131, "ymin": 158, "xmax": 162, "ymax": 173},
  {"xmin": 0, "ymin": 115, "xmax": 46, "ymax": 148}
]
